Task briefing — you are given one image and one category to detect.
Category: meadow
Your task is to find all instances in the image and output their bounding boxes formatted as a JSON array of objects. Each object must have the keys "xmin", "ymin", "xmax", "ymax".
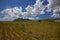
[{"xmin": 0, "ymin": 20, "xmax": 60, "ymax": 40}]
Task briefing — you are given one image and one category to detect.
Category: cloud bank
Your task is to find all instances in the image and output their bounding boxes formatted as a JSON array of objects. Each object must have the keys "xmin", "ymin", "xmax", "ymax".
[
  {"xmin": 47, "ymin": 0, "xmax": 60, "ymax": 18},
  {"xmin": 0, "ymin": 0, "xmax": 45, "ymax": 21},
  {"xmin": 0, "ymin": 0, "xmax": 60, "ymax": 21}
]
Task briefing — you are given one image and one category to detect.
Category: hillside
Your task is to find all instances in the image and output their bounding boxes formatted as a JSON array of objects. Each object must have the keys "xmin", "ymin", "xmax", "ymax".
[
  {"xmin": 0, "ymin": 20, "xmax": 60, "ymax": 40},
  {"xmin": 13, "ymin": 18, "xmax": 31, "ymax": 21}
]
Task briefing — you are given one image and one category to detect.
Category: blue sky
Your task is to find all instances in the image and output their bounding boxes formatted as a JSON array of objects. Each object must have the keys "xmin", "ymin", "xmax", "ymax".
[
  {"xmin": 0, "ymin": 0, "xmax": 36, "ymax": 11},
  {"xmin": 0, "ymin": 0, "xmax": 60, "ymax": 21}
]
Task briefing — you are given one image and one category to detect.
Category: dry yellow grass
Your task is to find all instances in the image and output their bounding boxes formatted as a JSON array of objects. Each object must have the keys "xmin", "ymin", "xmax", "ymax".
[{"xmin": 0, "ymin": 20, "xmax": 60, "ymax": 40}]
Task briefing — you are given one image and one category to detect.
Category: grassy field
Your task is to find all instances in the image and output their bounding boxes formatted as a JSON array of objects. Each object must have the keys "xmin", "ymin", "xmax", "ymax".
[{"xmin": 0, "ymin": 20, "xmax": 60, "ymax": 40}]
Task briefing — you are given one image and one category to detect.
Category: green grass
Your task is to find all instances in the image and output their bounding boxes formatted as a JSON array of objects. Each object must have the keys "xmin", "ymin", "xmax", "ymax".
[{"xmin": 0, "ymin": 20, "xmax": 60, "ymax": 40}]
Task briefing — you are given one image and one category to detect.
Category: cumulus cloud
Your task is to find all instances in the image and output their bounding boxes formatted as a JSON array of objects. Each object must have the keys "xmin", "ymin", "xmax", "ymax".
[
  {"xmin": 47, "ymin": 0, "xmax": 60, "ymax": 9},
  {"xmin": 52, "ymin": 9, "xmax": 60, "ymax": 18},
  {"xmin": 1, "ymin": 0, "xmax": 60, "ymax": 21},
  {"xmin": 25, "ymin": 0, "xmax": 45, "ymax": 16},
  {"xmin": 52, "ymin": 13, "xmax": 59, "ymax": 18},
  {"xmin": 0, "ymin": 0, "xmax": 60, "ymax": 21},
  {"xmin": 47, "ymin": 0, "xmax": 60, "ymax": 17},
  {"xmin": 0, "ymin": 0, "xmax": 46, "ymax": 21},
  {"xmin": 27, "ymin": 16, "xmax": 39, "ymax": 20},
  {"xmin": 0, "ymin": 7, "xmax": 23, "ymax": 21}
]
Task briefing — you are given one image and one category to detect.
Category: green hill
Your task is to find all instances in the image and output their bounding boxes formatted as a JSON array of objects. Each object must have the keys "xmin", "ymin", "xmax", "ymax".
[{"xmin": 0, "ymin": 20, "xmax": 60, "ymax": 40}]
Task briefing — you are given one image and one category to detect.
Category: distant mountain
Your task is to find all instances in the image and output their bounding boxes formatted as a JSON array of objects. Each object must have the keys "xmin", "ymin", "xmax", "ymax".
[
  {"xmin": 13, "ymin": 18, "xmax": 31, "ymax": 21},
  {"xmin": 54, "ymin": 18, "xmax": 60, "ymax": 22},
  {"xmin": 56, "ymin": 18, "xmax": 60, "ymax": 20},
  {"xmin": 47, "ymin": 18, "xmax": 60, "ymax": 20},
  {"xmin": 13, "ymin": 18, "xmax": 60, "ymax": 21}
]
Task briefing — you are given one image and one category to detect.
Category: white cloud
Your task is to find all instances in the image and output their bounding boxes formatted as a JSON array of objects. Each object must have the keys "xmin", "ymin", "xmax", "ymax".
[
  {"xmin": 22, "ymin": 16, "xmax": 40, "ymax": 20},
  {"xmin": 52, "ymin": 13, "xmax": 59, "ymax": 18},
  {"xmin": 0, "ymin": 7, "xmax": 28, "ymax": 21},
  {"xmin": 47, "ymin": 0, "xmax": 60, "ymax": 9},
  {"xmin": 47, "ymin": 0, "xmax": 60, "ymax": 17},
  {"xmin": 0, "ymin": 0, "xmax": 46, "ymax": 21},
  {"xmin": 28, "ymin": 17, "xmax": 35, "ymax": 20},
  {"xmin": 1, "ymin": 7, "xmax": 23, "ymax": 18},
  {"xmin": 25, "ymin": 0, "xmax": 45, "ymax": 16},
  {"xmin": 33, "ymin": 0, "xmax": 45, "ymax": 14},
  {"xmin": 51, "ymin": 9, "xmax": 60, "ymax": 18}
]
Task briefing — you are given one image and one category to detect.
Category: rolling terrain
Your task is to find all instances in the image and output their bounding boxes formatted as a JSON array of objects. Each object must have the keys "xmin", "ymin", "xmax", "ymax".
[{"xmin": 0, "ymin": 20, "xmax": 60, "ymax": 40}]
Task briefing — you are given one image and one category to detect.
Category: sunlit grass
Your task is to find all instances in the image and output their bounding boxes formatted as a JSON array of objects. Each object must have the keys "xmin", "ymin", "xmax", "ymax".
[{"xmin": 0, "ymin": 20, "xmax": 60, "ymax": 40}]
